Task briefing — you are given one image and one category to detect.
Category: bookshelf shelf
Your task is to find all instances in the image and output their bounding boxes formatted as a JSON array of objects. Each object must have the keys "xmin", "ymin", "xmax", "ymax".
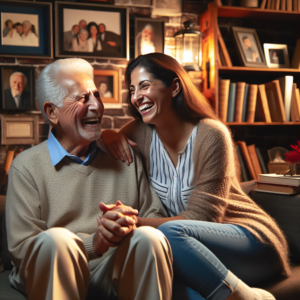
[
  {"xmin": 226, "ymin": 122, "xmax": 300, "ymax": 126},
  {"xmin": 218, "ymin": 6, "xmax": 300, "ymax": 21},
  {"xmin": 219, "ymin": 67, "xmax": 300, "ymax": 75}
]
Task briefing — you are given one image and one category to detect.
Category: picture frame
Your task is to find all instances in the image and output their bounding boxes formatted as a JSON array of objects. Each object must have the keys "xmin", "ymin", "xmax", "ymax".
[
  {"xmin": 0, "ymin": 0, "xmax": 53, "ymax": 58},
  {"xmin": 263, "ymin": 43, "xmax": 290, "ymax": 68},
  {"xmin": 267, "ymin": 147, "xmax": 289, "ymax": 162},
  {"xmin": 135, "ymin": 18, "xmax": 165, "ymax": 58},
  {"xmin": 151, "ymin": 0, "xmax": 181, "ymax": 17},
  {"xmin": 1, "ymin": 115, "xmax": 39, "ymax": 145},
  {"xmin": 0, "ymin": 66, "xmax": 36, "ymax": 111},
  {"xmin": 55, "ymin": 1, "xmax": 129, "ymax": 60},
  {"xmin": 94, "ymin": 69, "xmax": 121, "ymax": 105},
  {"xmin": 231, "ymin": 26, "xmax": 267, "ymax": 67}
]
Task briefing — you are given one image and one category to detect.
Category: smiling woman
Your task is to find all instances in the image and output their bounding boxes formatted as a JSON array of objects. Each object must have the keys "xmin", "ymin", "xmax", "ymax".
[{"xmin": 101, "ymin": 53, "xmax": 290, "ymax": 300}]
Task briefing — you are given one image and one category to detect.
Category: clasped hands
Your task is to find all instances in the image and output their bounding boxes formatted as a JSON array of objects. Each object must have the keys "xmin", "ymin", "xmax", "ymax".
[{"xmin": 93, "ymin": 200, "xmax": 138, "ymax": 255}]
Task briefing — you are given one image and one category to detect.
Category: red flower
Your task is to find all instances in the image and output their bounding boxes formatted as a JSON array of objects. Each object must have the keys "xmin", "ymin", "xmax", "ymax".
[{"xmin": 285, "ymin": 140, "xmax": 300, "ymax": 164}]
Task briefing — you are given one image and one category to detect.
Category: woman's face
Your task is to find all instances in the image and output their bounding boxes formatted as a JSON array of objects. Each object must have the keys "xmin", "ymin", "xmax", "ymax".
[
  {"xmin": 90, "ymin": 26, "xmax": 98, "ymax": 37},
  {"xmin": 80, "ymin": 31, "xmax": 88, "ymax": 41},
  {"xmin": 129, "ymin": 66, "xmax": 175, "ymax": 125}
]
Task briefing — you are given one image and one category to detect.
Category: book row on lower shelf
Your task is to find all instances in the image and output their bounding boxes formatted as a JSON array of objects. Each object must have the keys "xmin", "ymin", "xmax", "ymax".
[
  {"xmin": 261, "ymin": 0, "xmax": 300, "ymax": 11},
  {"xmin": 219, "ymin": 75, "xmax": 300, "ymax": 123}
]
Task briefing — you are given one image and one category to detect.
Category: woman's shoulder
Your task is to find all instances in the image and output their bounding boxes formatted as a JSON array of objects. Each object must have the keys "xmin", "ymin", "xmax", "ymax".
[{"xmin": 198, "ymin": 118, "xmax": 231, "ymax": 139}]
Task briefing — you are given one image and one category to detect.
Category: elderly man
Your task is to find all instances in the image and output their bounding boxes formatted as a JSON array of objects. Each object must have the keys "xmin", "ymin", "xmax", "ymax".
[
  {"xmin": 4, "ymin": 71, "xmax": 32, "ymax": 109},
  {"xmin": 5, "ymin": 58, "xmax": 173, "ymax": 300}
]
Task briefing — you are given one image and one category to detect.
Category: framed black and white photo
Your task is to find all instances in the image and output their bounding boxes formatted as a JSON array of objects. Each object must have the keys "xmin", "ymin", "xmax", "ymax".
[
  {"xmin": 263, "ymin": 44, "xmax": 290, "ymax": 68},
  {"xmin": 232, "ymin": 26, "xmax": 266, "ymax": 67},
  {"xmin": 0, "ymin": 0, "xmax": 53, "ymax": 58},
  {"xmin": 135, "ymin": 18, "xmax": 164, "ymax": 58},
  {"xmin": 0, "ymin": 66, "xmax": 35, "ymax": 111},
  {"xmin": 55, "ymin": 1, "xmax": 129, "ymax": 60},
  {"xmin": 94, "ymin": 69, "xmax": 121, "ymax": 105}
]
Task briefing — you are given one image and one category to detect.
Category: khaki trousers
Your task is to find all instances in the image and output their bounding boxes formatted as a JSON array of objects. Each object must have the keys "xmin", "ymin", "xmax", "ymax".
[{"xmin": 10, "ymin": 227, "xmax": 173, "ymax": 300}]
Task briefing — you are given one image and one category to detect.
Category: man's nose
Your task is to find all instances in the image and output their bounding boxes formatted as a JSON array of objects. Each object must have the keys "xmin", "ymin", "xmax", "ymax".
[{"xmin": 88, "ymin": 93, "xmax": 103, "ymax": 112}]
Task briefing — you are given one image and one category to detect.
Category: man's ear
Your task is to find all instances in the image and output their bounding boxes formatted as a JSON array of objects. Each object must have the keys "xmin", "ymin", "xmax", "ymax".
[
  {"xmin": 172, "ymin": 78, "xmax": 181, "ymax": 98},
  {"xmin": 43, "ymin": 102, "xmax": 58, "ymax": 125}
]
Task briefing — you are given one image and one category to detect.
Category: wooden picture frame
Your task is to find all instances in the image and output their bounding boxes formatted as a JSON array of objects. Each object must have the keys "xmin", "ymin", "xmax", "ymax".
[
  {"xmin": 0, "ymin": 0, "xmax": 53, "ymax": 58},
  {"xmin": 135, "ymin": 18, "xmax": 164, "ymax": 58},
  {"xmin": 231, "ymin": 26, "xmax": 266, "ymax": 67},
  {"xmin": 1, "ymin": 115, "xmax": 39, "ymax": 145},
  {"xmin": 152, "ymin": 0, "xmax": 181, "ymax": 17},
  {"xmin": 263, "ymin": 43, "xmax": 290, "ymax": 68},
  {"xmin": 55, "ymin": 1, "xmax": 129, "ymax": 60},
  {"xmin": 0, "ymin": 66, "xmax": 36, "ymax": 111},
  {"xmin": 94, "ymin": 69, "xmax": 121, "ymax": 106}
]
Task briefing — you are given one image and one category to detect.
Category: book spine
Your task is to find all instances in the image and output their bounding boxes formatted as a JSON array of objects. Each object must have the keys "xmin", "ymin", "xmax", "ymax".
[
  {"xmin": 246, "ymin": 84, "xmax": 258, "ymax": 122},
  {"xmin": 291, "ymin": 39, "xmax": 300, "ymax": 69},
  {"xmin": 235, "ymin": 145, "xmax": 250, "ymax": 182},
  {"xmin": 219, "ymin": 79, "xmax": 230, "ymax": 122},
  {"xmin": 260, "ymin": 0, "xmax": 267, "ymax": 8},
  {"xmin": 298, "ymin": 0, "xmax": 300, "ymax": 11},
  {"xmin": 281, "ymin": 0, "xmax": 286, "ymax": 10},
  {"xmin": 273, "ymin": 80, "xmax": 287, "ymax": 122},
  {"xmin": 293, "ymin": 0, "xmax": 298, "ymax": 10},
  {"xmin": 256, "ymin": 147, "xmax": 268, "ymax": 174},
  {"xmin": 217, "ymin": 25, "xmax": 232, "ymax": 67},
  {"xmin": 275, "ymin": 0, "xmax": 280, "ymax": 9},
  {"xmin": 287, "ymin": 0, "xmax": 292, "ymax": 10},
  {"xmin": 237, "ymin": 141, "xmax": 257, "ymax": 180},
  {"xmin": 234, "ymin": 82, "xmax": 246, "ymax": 122},
  {"xmin": 227, "ymin": 83, "xmax": 237, "ymax": 122},
  {"xmin": 296, "ymin": 88, "xmax": 300, "ymax": 119},
  {"xmin": 4, "ymin": 150, "xmax": 15, "ymax": 175},
  {"xmin": 241, "ymin": 0, "xmax": 258, "ymax": 7},
  {"xmin": 247, "ymin": 144, "xmax": 263, "ymax": 179},
  {"xmin": 242, "ymin": 84, "xmax": 249, "ymax": 122},
  {"xmin": 257, "ymin": 84, "xmax": 272, "ymax": 122},
  {"xmin": 291, "ymin": 83, "xmax": 300, "ymax": 121}
]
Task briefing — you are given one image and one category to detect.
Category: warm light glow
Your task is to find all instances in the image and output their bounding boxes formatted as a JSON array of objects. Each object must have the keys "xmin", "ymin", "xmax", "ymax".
[
  {"xmin": 141, "ymin": 44, "xmax": 155, "ymax": 55},
  {"xmin": 183, "ymin": 50, "xmax": 193, "ymax": 63}
]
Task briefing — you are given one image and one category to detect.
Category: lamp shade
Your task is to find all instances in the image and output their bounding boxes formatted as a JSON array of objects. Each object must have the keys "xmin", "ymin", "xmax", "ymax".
[{"xmin": 174, "ymin": 21, "xmax": 203, "ymax": 71}]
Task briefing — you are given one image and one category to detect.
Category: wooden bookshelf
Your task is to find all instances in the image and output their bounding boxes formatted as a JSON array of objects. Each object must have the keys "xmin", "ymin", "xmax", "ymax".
[
  {"xmin": 227, "ymin": 122, "xmax": 300, "ymax": 125},
  {"xmin": 219, "ymin": 67, "xmax": 300, "ymax": 74}
]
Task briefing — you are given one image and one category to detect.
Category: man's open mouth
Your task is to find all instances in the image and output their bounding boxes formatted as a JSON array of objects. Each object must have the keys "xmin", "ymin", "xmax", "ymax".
[{"xmin": 81, "ymin": 117, "xmax": 100, "ymax": 125}]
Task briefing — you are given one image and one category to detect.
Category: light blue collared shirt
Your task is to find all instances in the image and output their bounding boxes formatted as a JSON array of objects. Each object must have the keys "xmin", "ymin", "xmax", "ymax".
[{"xmin": 47, "ymin": 129, "xmax": 100, "ymax": 166}]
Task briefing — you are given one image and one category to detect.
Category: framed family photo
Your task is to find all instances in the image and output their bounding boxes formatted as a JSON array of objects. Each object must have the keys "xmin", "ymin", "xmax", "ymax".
[
  {"xmin": 263, "ymin": 44, "xmax": 290, "ymax": 68},
  {"xmin": 232, "ymin": 26, "xmax": 266, "ymax": 67},
  {"xmin": 0, "ymin": 66, "xmax": 36, "ymax": 111},
  {"xmin": 94, "ymin": 69, "xmax": 121, "ymax": 105},
  {"xmin": 0, "ymin": 0, "xmax": 53, "ymax": 58},
  {"xmin": 135, "ymin": 18, "xmax": 164, "ymax": 58},
  {"xmin": 55, "ymin": 1, "xmax": 129, "ymax": 60}
]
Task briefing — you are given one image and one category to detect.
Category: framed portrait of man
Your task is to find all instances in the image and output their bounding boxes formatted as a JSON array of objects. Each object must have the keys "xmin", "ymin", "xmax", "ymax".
[
  {"xmin": 0, "ymin": 66, "xmax": 35, "ymax": 111},
  {"xmin": 55, "ymin": 1, "xmax": 129, "ymax": 60},
  {"xmin": 0, "ymin": 0, "xmax": 53, "ymax": 58},
  {"xmin": 135, "ymin": 18, "xmax": 165, "ymax": 58},
  {"xmin": 232, "ymin": 26, "xmax": 266, "ymax": 67},
  {"xmin": 93, "ymin": 69, "xmax": 121, "ymax": 106}
]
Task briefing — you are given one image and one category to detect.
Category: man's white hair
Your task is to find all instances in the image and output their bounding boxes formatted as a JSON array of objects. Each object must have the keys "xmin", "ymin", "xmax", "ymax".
[
  {"xmin": 10, "ymin": 72, "xmax": 27, "ymax": 86},
  {"xmin": 22, "ymin": 20, "xmax": 32, "ymax": 29},
  {"xmin": 36, "ymin": 58, "xmax": 93, "ymax": 121}
]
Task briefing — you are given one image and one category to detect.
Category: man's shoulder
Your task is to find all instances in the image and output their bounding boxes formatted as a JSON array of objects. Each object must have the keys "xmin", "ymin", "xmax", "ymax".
[{"xmin": 11, "ymin": 141, "xmax": 49, "ymax": 170}]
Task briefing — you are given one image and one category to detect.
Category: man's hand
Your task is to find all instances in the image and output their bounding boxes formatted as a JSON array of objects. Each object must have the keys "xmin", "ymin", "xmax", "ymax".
[{"xmin": 93, "ymin": 209, "xmax": 136, "ymax": 255}]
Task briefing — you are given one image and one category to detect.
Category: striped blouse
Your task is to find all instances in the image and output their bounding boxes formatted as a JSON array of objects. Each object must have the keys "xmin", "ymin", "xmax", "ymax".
[{"xmin": 149, "ymin": 124, "xmax": 199, "ymax": 216}]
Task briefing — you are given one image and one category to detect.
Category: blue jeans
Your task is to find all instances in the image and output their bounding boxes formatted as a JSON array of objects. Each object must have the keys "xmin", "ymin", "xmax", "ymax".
[{"xmin": 158, "ymin": 220, "xmax": 281, "ymax": 300}]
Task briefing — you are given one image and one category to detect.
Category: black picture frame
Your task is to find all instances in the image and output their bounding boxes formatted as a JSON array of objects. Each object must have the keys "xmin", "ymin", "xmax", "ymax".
[
  {"xmin": 0, "ymin": 66, "xmax": 36, "ymax": 111},
  {"xmin": 55, "ymin": 1, "xmax": 129, "ymax": 60},
  {"xmin": 134, "ymin": 18, "xmax": 165, "ymax": 58},
  {"xmin": 0, "ymin": 0, "xmax": 53, "ymax": 58},
  {"xmin": 231, "ymin": 26, "xmax": 266, "ymax": 67}
]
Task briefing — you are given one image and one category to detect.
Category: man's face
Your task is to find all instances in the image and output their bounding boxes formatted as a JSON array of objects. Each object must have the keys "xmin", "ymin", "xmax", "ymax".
[
  {"xmin": 54, "ymin": 73, "xmax": 104, "ymax": 148},
  {"xmin": 10, "ymin": 73, "xmax": 26, "ymax": 96},
  {"xmin": 73, "ymin": 25, "xmax": 79, "ymax": 35},
  {"xmin": 16, "ymin": 25, "xmax": 23, "ymax": 35},
  {"xmin": 99, "ymin": 24, "xmax": 105, "ymax": 33},
  {"xmin": 142, "ymin": 28, "xmax": 153, "ymax": 42},
  {"xmin": 243, "ymin": 38, "xmax": 251, "ymax": 48},
  {"xmin": 79, "ymin": 20, "xmax": 87, "ymax": 30}
]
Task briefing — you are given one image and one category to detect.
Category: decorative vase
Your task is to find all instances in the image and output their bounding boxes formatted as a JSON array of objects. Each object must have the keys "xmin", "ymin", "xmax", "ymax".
[{"xmin": 291, "ymin": 163, "xmax": 300, "ymax": 175}]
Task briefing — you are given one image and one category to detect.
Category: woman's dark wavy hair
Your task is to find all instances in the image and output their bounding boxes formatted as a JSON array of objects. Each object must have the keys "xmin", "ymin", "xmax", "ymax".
[
  {"xmin": 87, "ymin": 22, "xmax": 99, "ymax": 38},
  {"xmin": 125, "ymin": 53, "xmax": 218, "ymax": 122}
]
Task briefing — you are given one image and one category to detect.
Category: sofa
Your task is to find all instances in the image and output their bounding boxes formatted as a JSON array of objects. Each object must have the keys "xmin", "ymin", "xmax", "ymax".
[{"xmin": 1, "ymin": 191, "xmax": 300, "ymax": 300}]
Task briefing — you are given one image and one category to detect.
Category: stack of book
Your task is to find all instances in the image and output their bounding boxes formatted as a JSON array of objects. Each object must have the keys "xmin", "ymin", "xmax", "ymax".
[
  {"xmin": 235, "ymin": 141, "xmax": 268, "ymax": 182},
  {"xmin": 219, "ymin": 76, "xmax": 300, "ymax": 123},
  {"xmin": 256, "ymin": 173, "xmax": 300, "ymax": 195},
  {"xmin": 261, "ymin": 0, "xmax": 300, "ymax": 11}
]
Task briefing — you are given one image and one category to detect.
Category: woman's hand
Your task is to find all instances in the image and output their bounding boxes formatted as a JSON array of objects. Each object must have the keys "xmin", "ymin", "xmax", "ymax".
[{"xmin": 101, "ymin": 130, "xmax": 137, "ymax": 166}]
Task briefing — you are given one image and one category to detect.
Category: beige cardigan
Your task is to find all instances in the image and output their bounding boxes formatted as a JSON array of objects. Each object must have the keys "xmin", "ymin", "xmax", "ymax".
[{"xmin": 120, "ymin": 118, "xmax": 291, "ymax": 277}]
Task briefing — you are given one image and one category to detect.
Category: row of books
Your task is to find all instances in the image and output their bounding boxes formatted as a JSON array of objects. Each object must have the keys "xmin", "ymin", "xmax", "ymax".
[
  {"xmin": 219, "ymin": 76, "xmax": 300, "ymax": 123},
  {"xmin": 261, "ymin": 0, "xmax": 300, "ymax": 10},
  {"xmin": 235, "ymin": 141, "xmax": 268, "ymax": 182}
]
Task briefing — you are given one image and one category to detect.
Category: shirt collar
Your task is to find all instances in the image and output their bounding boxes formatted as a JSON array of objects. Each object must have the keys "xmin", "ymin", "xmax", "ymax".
[{"xmin": 47, "ymin": 129, "xmax": 106, "ymax": 166}]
